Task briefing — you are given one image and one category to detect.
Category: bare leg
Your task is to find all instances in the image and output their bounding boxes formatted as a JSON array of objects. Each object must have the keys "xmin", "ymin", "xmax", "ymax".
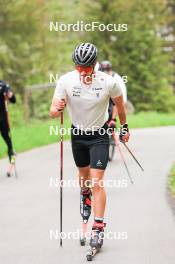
[
  {"xmin": 78, "ymin": 166, "xmax": 90, "ymax": 189},
  {"xmin": 78, "ymin": 166, "xmax": 91, "ymax": 244},
  {"xmin": 90, "ymin": 169, "xmax": 106, "ymax": 218}
]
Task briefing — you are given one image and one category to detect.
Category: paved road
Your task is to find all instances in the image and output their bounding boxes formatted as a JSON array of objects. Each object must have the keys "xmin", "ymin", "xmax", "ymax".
[{"xmin": 0, "ymin": 126, "xmax": 175, "ymax": 264}]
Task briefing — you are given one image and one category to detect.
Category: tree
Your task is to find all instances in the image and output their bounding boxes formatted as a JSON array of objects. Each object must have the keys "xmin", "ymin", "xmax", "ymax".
[
  {"xmin": 81, "ymin": 0, "xmax": 175, "ymax": 112},
  {"xmin": 0, "ymin": 0, "xmax": 81, "ymax": 95}
]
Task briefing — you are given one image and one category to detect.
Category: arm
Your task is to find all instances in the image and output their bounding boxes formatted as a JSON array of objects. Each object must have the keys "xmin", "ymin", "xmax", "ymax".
[
  {"xmin": 113, "ymin": 73, "xmax": 127, "ymax": 109},
  {"xmin": 8, "ymin": 92, "xmax": 16, "ymax": 103},
  {"xmin": 3, "ymin": 83, "xmax": 16, "ymax": 103},
  {"xmin": 112, "ymin": 105, "xmax": 118, "ymax": 120},
  {"xmin": 112, "ymin": 95, "xmax": 126, "ymax": 125},
  {"xmin": 108, "ymin": 103, "xmax": 118, "ymax": 130},
  {"xmin": 112, "ymin": 95, "xmax": 130, "ymax": 142},
  {"xmin": 109, "ymin": 77, "xmax": 129, "ymax": 142}
]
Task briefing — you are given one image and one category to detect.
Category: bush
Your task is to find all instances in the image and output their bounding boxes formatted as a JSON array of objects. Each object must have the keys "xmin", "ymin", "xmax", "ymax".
[
  {"xmin": 8, "ymin": 94, "xmax": 24, "ymax": 127},
  {"xmin": 28, "ymin": 88, "xmax": 54, "ymax": 120}
]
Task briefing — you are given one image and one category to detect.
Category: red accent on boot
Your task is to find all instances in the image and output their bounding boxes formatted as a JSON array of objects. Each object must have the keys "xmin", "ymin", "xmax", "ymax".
[
  {"xmin": 85, "ymin": 198, "xmax": 91, "ymax": 206},
  {"xmin": 92, "ymin": 221, "xmax": 106, "ymax": 230}
]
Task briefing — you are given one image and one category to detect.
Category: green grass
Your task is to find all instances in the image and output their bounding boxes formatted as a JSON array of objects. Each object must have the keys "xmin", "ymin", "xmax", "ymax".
[
  {"xmin": 0, "ymin": 117, "xmax": 71, "ymax": 159},
  {"xmin": 0, "ymin": 111, "xmax": 175, "ymax": 159},
  {"xmin": 168, "ymin": 163, "xmax": 175, "ymax": 196},
  {"xmin": 128, "ymin": 112, "xmax": 175, "ymax": 128}
]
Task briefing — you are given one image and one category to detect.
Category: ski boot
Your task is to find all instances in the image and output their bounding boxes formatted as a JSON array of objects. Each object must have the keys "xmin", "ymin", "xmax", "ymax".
[
  {"xmin": 80, "ymin": 188, "xmax": 92, "ymax": 246},
  {"xmin": 86, "ymin": 221, "xmax": 106, "ymax": 261}
]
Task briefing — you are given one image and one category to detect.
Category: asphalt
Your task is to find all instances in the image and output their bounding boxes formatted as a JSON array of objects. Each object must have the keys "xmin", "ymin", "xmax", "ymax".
[{"xmin": 0, "ymin": 126, "xmax": 175, "ymax": 264}]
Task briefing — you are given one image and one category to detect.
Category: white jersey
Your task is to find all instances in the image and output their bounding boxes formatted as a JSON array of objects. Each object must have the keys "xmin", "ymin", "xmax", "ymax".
[
  {"xmin": 54, "ymin": 70, "xmax": 122, "ymax": 130},
  {"xmin": 112, "ymin": 72, "xmax": 127, "ymax": 103}
]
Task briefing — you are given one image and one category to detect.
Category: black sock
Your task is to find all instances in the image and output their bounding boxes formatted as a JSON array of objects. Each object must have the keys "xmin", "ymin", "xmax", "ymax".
[{"xmin": 94, "ymin": 217, "xmax": 104, "ymax": 223}]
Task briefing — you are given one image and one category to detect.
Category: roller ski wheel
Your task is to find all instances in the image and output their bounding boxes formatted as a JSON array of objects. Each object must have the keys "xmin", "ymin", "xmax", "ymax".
[
  {"xmin": 7, "ymin": 171, "xmax": 11, "ymax": 177},
  {"xmin": 86, "ymin": 247, "xmax": 99, "ymax": 261}
]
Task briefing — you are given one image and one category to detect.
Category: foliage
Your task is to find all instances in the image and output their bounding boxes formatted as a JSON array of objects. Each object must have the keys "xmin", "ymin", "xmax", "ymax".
[
  {"xmin": 0, "ymin": 0, "xmax": 174, "ymax": 115},
  {"xmin": 81, "ymin": 0, "xmax": 175, "ymax": 112},
  {"xmin": 8, "ymin": 94, "xmax": 24, "ymax": 127},
  {"xmin": 28, "ymin": 88, "xmax": 54, "ymax": 119}
]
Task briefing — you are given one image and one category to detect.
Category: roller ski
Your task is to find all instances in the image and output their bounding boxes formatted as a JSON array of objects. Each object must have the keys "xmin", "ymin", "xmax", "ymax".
[
  {"xmin": 7, "ymin": 152, "xmax": 17, "ymax": 178},
  {"xmin": 80, "ymin": 188, "xmax": 92, "ymax": 246},
  {"xmin": 86, "ymin": 221, "xmax": 106, "ymax": 261}
]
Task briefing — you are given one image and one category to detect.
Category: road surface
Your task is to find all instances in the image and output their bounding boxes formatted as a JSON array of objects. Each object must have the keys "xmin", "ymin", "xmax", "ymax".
[{"xmin": 0, "ymin": 126, "xmax": 175, "ymax": 264}]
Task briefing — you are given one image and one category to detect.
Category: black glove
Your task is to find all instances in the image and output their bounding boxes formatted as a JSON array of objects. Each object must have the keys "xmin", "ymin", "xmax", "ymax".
[{"xmin": 119, "ymin": 123, "xmax": 129, "ymax": 141}]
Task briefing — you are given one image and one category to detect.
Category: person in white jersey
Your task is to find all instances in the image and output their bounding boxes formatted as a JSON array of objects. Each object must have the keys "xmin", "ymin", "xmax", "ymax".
[{"xmin": 50, "ymin": 43, "xmax": 130, "ymax": 249}]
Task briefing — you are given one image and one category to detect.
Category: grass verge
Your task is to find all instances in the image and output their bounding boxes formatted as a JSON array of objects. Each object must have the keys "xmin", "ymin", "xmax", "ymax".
[
  {"xmin": 0, "ymin": 111, "xmax": 175, "ymax": 159},
  {"xmin": 168, "ymin": 163, "xmax": 175, "ymax": 197}
]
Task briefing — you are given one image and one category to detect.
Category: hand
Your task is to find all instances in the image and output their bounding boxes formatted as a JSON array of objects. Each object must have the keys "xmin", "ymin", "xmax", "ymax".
[
  {"xmin": 108, "ymin": 119, "xmax": 116, "ymax": 130},
  {"xmin": 7, "ymin": 91, "xmax": 13, "ymax": 98},
  {"xmin": 119, "ymin": 123, "xmax": 130, "ymax": 142},
  {"xmin": 55, "ymin": 99, "xmax": 65, "ymax": 111}
]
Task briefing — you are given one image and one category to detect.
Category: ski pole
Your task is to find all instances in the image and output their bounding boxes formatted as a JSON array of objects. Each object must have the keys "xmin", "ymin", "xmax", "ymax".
[
  {"xmin": 112, "ymin": 132, "xmax": 134, "ymax": 184},
  {"xmin": 120, "ymin": 141, "xmax": 144, "ymax": 171},
  {"xmin": 60, "ymin": 111, "xmax": 64, "ymax": 247}
]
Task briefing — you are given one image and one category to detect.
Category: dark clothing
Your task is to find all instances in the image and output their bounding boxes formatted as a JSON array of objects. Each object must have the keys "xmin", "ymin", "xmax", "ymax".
[
  {"xmin": 0, "ymin": 80, "xmax": 16, "ymax": 118},
  {"xmin": 71, "ymin": 123, "xmax": 109, "ymax": 170},
  {"xmin": 0, "ymin": 119, "xmax": 13, "ymax": 157},
  {"xmin": 108, "ymin": 72, "xmax": 116, "ymax": 121},
  {"xmin": 0, "ymin": 80, "xmax": 16, "ymax": 159},
  {"xmin": 108, "ymin": 98, "xmax": 115, "ymax": 121}
]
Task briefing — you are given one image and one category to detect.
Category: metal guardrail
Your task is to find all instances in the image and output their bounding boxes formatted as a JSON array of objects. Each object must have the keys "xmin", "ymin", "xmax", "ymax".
[{"xmin": 25, "ymin": 83, "xmax": 55, "ymax": 91}]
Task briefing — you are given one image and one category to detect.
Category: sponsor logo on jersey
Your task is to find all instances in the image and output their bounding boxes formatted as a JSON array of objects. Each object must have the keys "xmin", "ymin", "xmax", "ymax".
[
  {"xmin": 92, "ymin": 87, "xmax": 102, "ymax": 91},
  {"xmin": 72, "ymin": 86, "xmax": 81, "ymax": 97},
  {"xmin": 96, "ymin": 160, "xmax": 103, "ymax": 167},
  {"xmin": 73, "ymin": 86, "xmax": 81, "ymax": 90}
]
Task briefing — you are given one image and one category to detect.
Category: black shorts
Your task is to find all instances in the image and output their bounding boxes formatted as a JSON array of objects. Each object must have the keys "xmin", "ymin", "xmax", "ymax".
[{"xmin": 71, "ymin": 124, "xmax": 109, "ymax": 170}]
